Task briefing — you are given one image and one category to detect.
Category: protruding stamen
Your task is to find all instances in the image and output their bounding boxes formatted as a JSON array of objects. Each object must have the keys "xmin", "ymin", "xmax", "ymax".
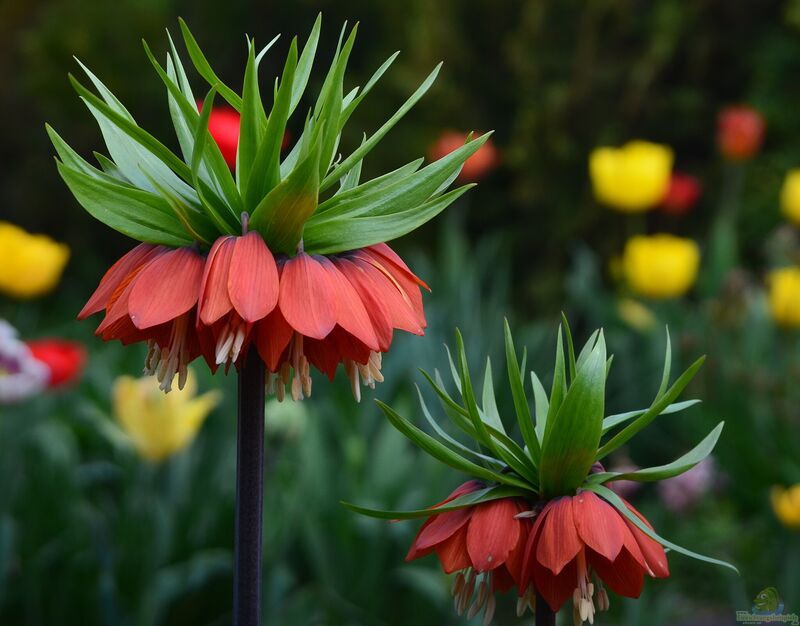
[
  {"xmin": 572, "ymin": 548, "xmax": 596, "ymax": 625},
  {"xmin": 142, "ymin": 314, "xmax": 192, "ymax": 393}
]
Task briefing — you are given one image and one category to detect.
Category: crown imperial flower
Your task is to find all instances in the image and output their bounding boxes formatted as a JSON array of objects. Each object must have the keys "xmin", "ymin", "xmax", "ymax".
[
  {"xmin": 52, "ymin": 17, "xmax": 486, "ymax": 396},
  {"xmin": 348, "ymin": 321, "xmax": 735, "ymax": 624}
]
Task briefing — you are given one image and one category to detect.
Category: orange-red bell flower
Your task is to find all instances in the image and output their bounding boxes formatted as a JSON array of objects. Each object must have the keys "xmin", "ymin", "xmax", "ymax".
[
  {"xmin": 660, "ymin": 172, "xmax": 702, "ymax": 216},
  {"xmin": 79, "ymin": 237, "xmax": 427, "ymax": 399},
  {"xmin": 519, "ymin": 492, "xmax": 669, "ymax": 621},
  {"xmin": 405, "ymin": 481, "xmax": 531, "ymax": 621}
]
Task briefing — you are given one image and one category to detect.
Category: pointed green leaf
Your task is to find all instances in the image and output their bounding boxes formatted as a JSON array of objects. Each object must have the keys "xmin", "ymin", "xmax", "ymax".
[
  {"xmin": 561, "ymin": 313, "xmax": 577, "ymax": 383},
  {"xmin": 588, "ymin": 422, "xmax": 723, "ymax": 485},
  {"xmin": 602, "ymin": 399, "xmax": 701, "ymax": 435},
  {"xmin": 596, "ymin": 356, "xmax": 705, "ymax": 460},
  {"xmin": 503, "ymin": 319, "xmax": 540, "ymax": 465},
  {"xmin": 289, "ymin": 14, "xmax": 321, "ymax": 115},
  {"xmin": 481, "ymin": 357, "xmax": 505, "ymax": 435},
  {"xmin": 584, "ymin": 484, "xmax": 738, "ymax": 573},
  {"xmin": 530, "ymin": 370, "xmax": 549, "ymax": 442},
  {"xmin": 540, "ymin": 332, "xmax": 606, "ymax": 497}
]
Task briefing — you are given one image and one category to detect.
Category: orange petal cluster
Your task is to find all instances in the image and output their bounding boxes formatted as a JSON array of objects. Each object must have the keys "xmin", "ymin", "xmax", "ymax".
[{"xmin": 79, "ymin": 234, "xmax": 427, "ymax": 397}]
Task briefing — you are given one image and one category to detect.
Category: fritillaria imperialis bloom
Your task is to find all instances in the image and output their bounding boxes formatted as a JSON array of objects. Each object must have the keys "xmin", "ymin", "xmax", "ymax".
[
  {"xmin": 771, "ymin": 484, "xmax": 800, "ymax": 530},
  {"xmin": 25, "ymin": 339, "xmax": 87, "ymax": 387},
  {"xmin": 622, "ymin": 234, "xmax": 700, "ymax": 299},
  {"xmin": 589, "ymin": 141, "xmax": 673, "ymax": 212},
  {"xmin": 766, "ymin": 267, "xmax": 800, "ymax": 328},
  {"xmin": 114, "ymin": 369, "xmax": 221, "ymax": 462},
  {"xmin": 51, "ymin": 17, "xmax": 487, "ymax": 397},
  {"xmin": 520, "ymin": 492, "xmax": 668, "ymax": 620},
  {"xmin": 429, "ymin": 130, "xmax": 499, "ymax": 182},
  {"xmin": 0, "ymin": 222, "xmax": 70, "ymax": 299},
  {"xmin": 350, "ymin": 322, "xmax": 734, "ymax": 623},
  {"xmin": 405, "ymin": 481, "xmax": 531, "ymax": 622},
  {"xmin": 660, "ymin": 172, "xmax": 702, "ymax": 216},
  {"xmin": 717, "ymin": 105, "xmax": 765, "ymax": 161}
]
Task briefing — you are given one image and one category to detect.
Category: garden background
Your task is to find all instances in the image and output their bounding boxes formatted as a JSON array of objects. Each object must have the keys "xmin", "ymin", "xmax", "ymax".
[{"xmin": 2, "ymin": 0, "xmax": 800, "ymax": 624}]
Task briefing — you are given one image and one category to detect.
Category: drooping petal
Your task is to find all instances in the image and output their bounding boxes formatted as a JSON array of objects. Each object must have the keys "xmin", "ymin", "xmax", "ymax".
[
  {"xmin": 353, "ymin": 250, "xmax": 426, "ymax": 329},
  {"xmin": 588, "ymin": 547, "xmax": 646, "ymax": 598},
  {"xmin": 350, "ymin": 257, "xmax": 424, "ymax": 335},
  {"xmin": 415, "ymin": 508, "xmax": 474, "ymax": 552},
  {"xmin": 228, "ymin": 231, "xmax": 279, "ymax": 322},
  {"xmin": 466, "ymin": 498, "xmax": 521, "ymax": 571},
  {"xmin": 519, "ymin": 501, "xmax": 551, "ymax": 592},
  {"xmin": 317, "ymin": 257, "xmax": 379, "ymax": 351},
  {"xmin": 128, "ymin": 248, "xmax": 204, "ymax": 330},
  {"xmin": 406, "ymin": 516, "xmax": 437, "ymax": 562},
  {"xmin": 435, "ymin": 527, "xmax": 472, "ymax": 573},
  {"xmin": 303, "ymin": 334, "xmax": 343, "ymax": 380},
  {"xmin": 535, "ymin": 497, "xmax": 583, "ymax": 576},
  {"xmin": 335, "ymin": 257, "xmax": 394, "ymax": 351},
  {"xmin": 621, "ymin": 507, "xmax": 670, "ymax": 578},
  {"xmin": 254, "ymin": 308, "xmax": 294, "ymax": 372},
  {"xmin": 365, "ymin": 243, "xmax": 430, "ymax": 290},
  {"xmin": 572, "ymin": 491, "xmax": 624, "ymax": 562},
  {"xmin": 279, "ymin": 253, "xmax": 337, "ymax": 339},
  {"xmin": 79, "ymin": 244, "xmax": 164, "ymax": 319},
  {"xmin": 533, "ymin": 555, "xmax": 578, "ymax": 612},
  {"xmin": 198, "ymin": 236, "xmax": 236, "ymax": 325},
  {"xmin": 491, "ymin": 565, "xmax": 516, "ymax": 593}
]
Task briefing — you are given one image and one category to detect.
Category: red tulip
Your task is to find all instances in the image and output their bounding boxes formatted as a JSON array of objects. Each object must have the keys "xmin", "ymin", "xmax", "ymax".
[
  {"xmin": 79, "ymin": 238, "xmax": 427, "ymax": 399},
  {"xmin": 660, "ymin": 172, "xmax": 702, "ymax": 215},
  {"xmin": 519, "ymin": 492, "xmax": 669, "ymax": 620},
  {"xmin": 717, "ymin": 106, "xmax": 765, "ymax": 161},
  {"xmin": 204, "ymin": 104, "xmax": 240, "ymax": 168},
  {"xmin": 429, "ymin": 131, "xmax": 498, "ymax": 182},
  {"xmin": 26, "ymin": 339, "xmax": 86, "ymax": 387},
  {"xmin": 405, "ymin": 481, "xmax": 531, "ymax": 621}
]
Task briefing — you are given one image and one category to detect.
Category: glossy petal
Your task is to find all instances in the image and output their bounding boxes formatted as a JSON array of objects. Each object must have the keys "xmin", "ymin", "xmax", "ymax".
[
  {"xmin": 254, "ymin": 308, "xmax": 294, "ymax": 372},
  {"xmin": 589, "ymin": 547, "xmax": 646, "ymax": 598},
  {"xmin": 366, "ymin": 243, "xmax": 430, "ymax": 290},
  {"xmin": 335, "ymin": 258, "xmax": 394, "ymax": 351},
  {"xmin": 129, "ymin": 248, "xmax": 204, "ymax": 329},
  {"xmin": 572, "ymin": 491, "xmax": 624, "ymax": 562},
  {"xmin": 406, "ymin": 516, "xmax": 437, "ymax": 562},
  {"xmin": 198, "ymin": 236, "xmax": 235, "ymax": 325},
  {"xmin": 354, "ymin": 250, "xmax": 426, "ymax": 329},
  {"xmin": 79, "ymin": 244, "xmax": 163, "ymax": 319},
  {"xmin": 279, "ymin": 253, "xmax": 337, "ymax": 339},
  {"xmin": 536, "ymin": 497, "xmax": 582, "ymax": 576},
  {"xmin": 228, "ymin": 232, "xmax": 279, "ymax": 322},
  {"xmin": 466, "ymin": 498, "xmax": 520, "ymax": 571},
  {"xmin": 621, "ymin": 504, "xmax": 670, "ymax": 578},
  {"xmin": 318, "ymin": 257, "xmax": 379, "ymax": 351},
  {"xmin": 351, "ymin": 257, "xmax": 424, "ymax": 335},
  {"xmin": 533, "ymin": 556, "xmax": 578, "ymax": 612},
  {"xmin": 436, "ymin": 527, "xmax": 471, "ymax": 574},
  {"xmin": 415, "ymin": 508, "xmax": 474, "ymax": 552}
]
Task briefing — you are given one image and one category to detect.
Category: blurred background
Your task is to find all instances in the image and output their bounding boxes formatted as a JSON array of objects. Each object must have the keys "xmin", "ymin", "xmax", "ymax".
[{"xmin": 2, "ymin": 0, "xmax": 800, "ymax": 624}]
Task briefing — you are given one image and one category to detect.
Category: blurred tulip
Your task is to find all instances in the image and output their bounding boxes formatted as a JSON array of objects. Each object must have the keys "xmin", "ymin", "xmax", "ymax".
[
  {"xmin": 202, "ymin": 103, "xmax": 240, "ymax": 168},
  {"xmin": 589, "ymin": 141, "xmax": 673, "ymax": 212},
  {"xmin": 767, "ymin": 267, "xmax": 800, "ymax": 328},
  {"xmin": 780, "ymin": 169, "xmax": 800, "ymax": 226},
  {"xmin": 113, "ymin": 369, "xmax": 221, "ymax": 463},
  {"xmin": 0, "ymin": 320, "xmax": 49, "ymax": 404},
  {"xmin": 658, "ymin": 457, "xmax": 717, "ymax": 513},
  {"xmin": 771, "ymin": 484, "xmax": 800, "ymax": 530},
  {"xmin": 428, "ymin": 130, "xmax": 498, "ymax": 181},
  {"xmin": 717, "ymin": 106, "xmax": 765, "ymax": 161},
  {"xmin": 660, "ymin": 172, "xmax": 702, "ymax": 215},
  {"xmin": 26, "ymin": 339, "xmax": 86, "ymax": 388},
  {"xmin": 622, "ymin": 234, "xmax": 700, "ymax": 299},
  {"xmin": 616, "ymin": 298, "xmax": 657, "ymax": 332},
  {"xmin": 0, "ymin": 222, "xmax": 69, "ymax": 299}
]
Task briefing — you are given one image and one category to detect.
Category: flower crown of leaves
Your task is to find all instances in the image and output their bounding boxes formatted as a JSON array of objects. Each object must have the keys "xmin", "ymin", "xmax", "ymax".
[
  {"xmin": 347, "ymin": 318, "xmax": 737, "ymax": 573},
  {"xmin": 47, "ymin": 15, "xmax": 490, "ymax": 254}
]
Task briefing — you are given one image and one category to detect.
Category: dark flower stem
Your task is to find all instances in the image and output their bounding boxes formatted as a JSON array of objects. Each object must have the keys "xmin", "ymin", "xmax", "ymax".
[
  {"xmin": 234, "ymin": 350, "xmax": 266, "ymax": 626},
  {"xmin": 535, "ymin": 590, "xmax": 556, "ymax": 626}
]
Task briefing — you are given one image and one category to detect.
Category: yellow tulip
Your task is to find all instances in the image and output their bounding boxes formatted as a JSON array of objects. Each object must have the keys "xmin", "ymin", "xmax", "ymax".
[
  {"xmin": 616, "ymin": 298, "xmax": 657, "ymax": 332},
  {"xmin": 113, "ymin": 370, "xmax": 221, "ymax": 463},
  {"xmin": 622, "ymin": 234, "xmax": 700, "ymax": 299},
  {"xmin": 0, "ymin": 222, "xmax": 70, "ymax": 299},
  {"xmin": 781, "ymin": 169, "xmax": 800, "ymax": 225},
  {"xmin": 767, "ymin": 267, "xmax": 800, "ymax": 328},
  {"xmin": 589, "ymin": 141, "xmax": 674, "ymax": 212},
  {"xmin": 771, "ymin": 485, "xmax": 800, "ymax": 530}
]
